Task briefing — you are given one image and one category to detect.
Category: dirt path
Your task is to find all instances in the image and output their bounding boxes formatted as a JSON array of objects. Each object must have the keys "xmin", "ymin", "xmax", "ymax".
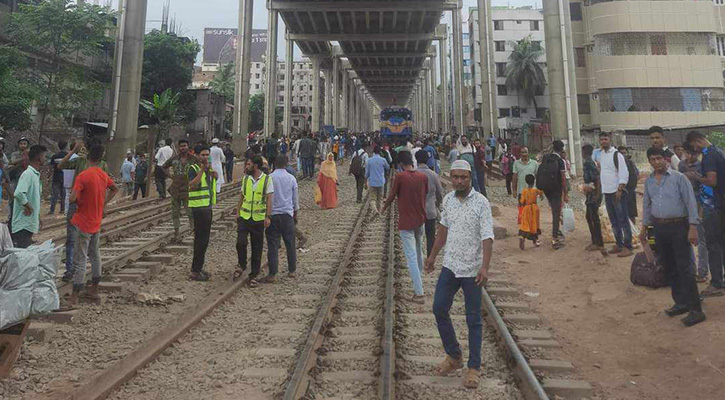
[{"xmin": 492, "ymin": 196, "xmax": 725, "ymax": 399}]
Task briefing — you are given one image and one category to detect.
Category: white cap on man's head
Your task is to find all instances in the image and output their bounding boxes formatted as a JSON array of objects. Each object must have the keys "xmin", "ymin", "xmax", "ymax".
[
  {"xmin": 212, "ymin": 138, "xmax": 220, "ymax": 144},
  {"xmin": 450, "ymin": 160, "xmax": 471, "ymax": 172}
]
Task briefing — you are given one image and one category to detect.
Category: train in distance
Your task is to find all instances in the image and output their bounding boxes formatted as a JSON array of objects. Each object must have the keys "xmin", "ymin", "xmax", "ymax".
[{"xmin": 380, "ymin": 106, "xmax": 413, "ymax": 139}]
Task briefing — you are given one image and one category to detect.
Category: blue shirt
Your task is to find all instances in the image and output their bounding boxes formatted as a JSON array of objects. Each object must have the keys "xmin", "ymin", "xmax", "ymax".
[
  {"xmin": 120, "ymin": 160, "xmax": 135, "ymax": 183},
  {"xmin": 643, "ymin": 169, "xmax": 699, "ymax": 226},
  {"xmin": 365, "ymin": 154, "xmax": 390, "ymax": 188},
  {"xmin": 423, "ymin": 145, "xmax": 438, "ymax": 169},
  {"xmin": 269, "ymin": 168, "xmax": 298, "ymax": 217},
  {"xmin": 700, "ymin": 145, "xmax": 725, "ymax": 209}
]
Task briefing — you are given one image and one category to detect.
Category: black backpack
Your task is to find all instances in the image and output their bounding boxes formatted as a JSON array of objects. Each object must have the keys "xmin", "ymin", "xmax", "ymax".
[
  {"xmin": 536, "ymin": 154, "xmax": 562, "ymax": 194},
  {"xmin": 349, "ymin": 152, "xmax": 364, "ymax": 177}
]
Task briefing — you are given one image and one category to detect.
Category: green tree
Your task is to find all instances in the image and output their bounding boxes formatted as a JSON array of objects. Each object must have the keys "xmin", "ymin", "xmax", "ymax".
[
  {"xmin": 0, "ymin": 46, "xmax": 36, "ymax": 131},
  {"xmin": 209, "ymin": 63, "xmax": 235, "ymax": 101},
  {"xmin": 7, "ymin": 0, "xmax": 115, "ymax": 141},
  {"xmin": 248, "ymin": 93, "xmax": 264, "ymax": 132},
  {"xmin": 141, "ymin": 30, "xmax": 200, "ymax": 124},
  {"xmin": 140, "ymin": 89, "xmax": 181, "ymax": 139},
  {"xmin": 505, "ymin": 36, "xmax": 546, "ymax": 111}
]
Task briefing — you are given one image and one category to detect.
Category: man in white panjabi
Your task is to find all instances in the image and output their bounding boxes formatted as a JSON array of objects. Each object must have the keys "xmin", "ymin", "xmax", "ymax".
[{"xmin": 210, "ymin": 138, "xmax": 226, "ymax": 193}]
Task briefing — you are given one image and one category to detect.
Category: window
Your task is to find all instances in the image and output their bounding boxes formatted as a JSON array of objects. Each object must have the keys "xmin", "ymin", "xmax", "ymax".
[
  {"xmin": 531, "ymin": 20, "xmax": 540, "ymax": 31},
  {"xmin": 309, "ymin": 85, "xmax": 313, "ymax": 90},
  {"xmin": 255, "ymin": 73, "xmax": 260, "ymax": 79},
  {"xmin": 718, "ymin": 36, "xmax": 725, "ymax": 56},
  {"xmin": 578, "ymin": 94, "xmax": 591, "ymax": 114},
  {"xmin": 293, "ymin": 120, "xmax": 299, "ymax": 127},
  {"xmin": 496, "ymin": 62, "xmax": 506, "ymax": 78},
  {"xmin": 651, "ymin": 35, "xmax": 667, "ymax": 55},
  {"xmin": 499, "ymin": 108, "xmax": 511, "ymax": 117},
  {"xmin": 495, "ymin": 41, "xmax": 505, "ymax": 52},
  {"xmin": 255, "ymin": 84, "xmax": 260, "ymax": 89},
  {"xmin": 599, "ymin": 88, "xmax": 725, "ymax": 112},
  {"xmin": 497, "ymin": 85, "xmax": 508, "ymax": 95},
  {"xmin": 494, "ymin": 20, "xmax": 503, "ymax": 30},
  {"xmin": 575, "ymin": 48, "xmax": 586, "ymax": 67},
  {"xmin": 536, "ymin": 108, "xmax": 547, "ymax": 119},
  {"xmin": 716, "ymin": 0, "xmax": 724, "ymax": 5},
  {"xmin": 532, "ymin": 41, "xmax": 542, "ymax": 50},
  {"xmin": 570, "ymin": 3, "xmax": 582, "ymax": 21},
  {"xmin": 516, "ymin": 20, "xmax": 522, "ymax": 24},
  {"xmin": 309, "ymin": 96, "xmax": 313, "ymax": 101},
  {"xmin": 299, "ymin": 96, "xmax": 304, "ymax": 102},
  {"xmin": 278, "ymin": 96, "xmax": 284, "ymax": 102}
]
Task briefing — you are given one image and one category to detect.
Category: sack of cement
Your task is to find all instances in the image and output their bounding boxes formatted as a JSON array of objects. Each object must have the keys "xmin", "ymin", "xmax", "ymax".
[
  {"xmin": 30, "ymin": 241, "xmax": 60, "ymax": 314},
  {"xmin": 0, "ymin": 287, "xmax": 33, "ymax": 330}
]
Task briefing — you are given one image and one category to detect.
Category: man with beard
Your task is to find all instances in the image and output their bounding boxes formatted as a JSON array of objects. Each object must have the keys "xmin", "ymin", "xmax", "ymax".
[
  {"xmin": 163, "ymin": 139, "xmax": 198, "ymax": 239},
  {"xmin": 187, "ymin": 146, "xmax": 217, "ymax": 281}
]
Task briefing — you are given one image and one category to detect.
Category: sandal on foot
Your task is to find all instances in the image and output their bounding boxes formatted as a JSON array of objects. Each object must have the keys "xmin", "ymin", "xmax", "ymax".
[
  {"xmin": 463, "ymin": 368, "xmax": 480, "ymax": 389},
  {"xmin": 410, "ymin": 294, "xmax": 425, "ymax": 304},
  {"xmin": 436, "ymin": 355, "xmax": 463, "ymax": 376},
  {"xmin": 247, "ymin": 278, "xmax": 259, "ymax": 288},
  {"xmin": 232, "ymin": 269, "xmax": 245, "ymax": 282}
]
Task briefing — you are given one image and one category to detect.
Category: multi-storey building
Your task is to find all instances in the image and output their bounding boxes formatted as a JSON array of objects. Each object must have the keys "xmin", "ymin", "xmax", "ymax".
[
  {"xmin": 469, "ymin": 6, "xmax": 550, "ymax": 132},
  {"xmin": 570, "ymin": 0, "xmax": 725, "ymax": 137}
]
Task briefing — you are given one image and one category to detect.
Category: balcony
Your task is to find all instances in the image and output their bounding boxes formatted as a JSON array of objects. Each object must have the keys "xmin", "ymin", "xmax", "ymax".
[
  {"xmin": 589, "ymin": 1, "xmax": 717, "ymax": 36},
  {"xmin": 592, "ymin": 54, "xmax": 723, "ymax": 89}
]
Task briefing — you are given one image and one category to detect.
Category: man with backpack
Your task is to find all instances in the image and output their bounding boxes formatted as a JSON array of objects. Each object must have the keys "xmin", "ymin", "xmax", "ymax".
[
  {"xmin": 599, "ymin": 132, "xmax": 633, "ymax": 257},
  {"xmin": 536, "ymin": 140, "xmax": 569, "ymax": 249},
  {"xmin": 350, "ymin": 144, "xmax": 368, "ymax": 203}
]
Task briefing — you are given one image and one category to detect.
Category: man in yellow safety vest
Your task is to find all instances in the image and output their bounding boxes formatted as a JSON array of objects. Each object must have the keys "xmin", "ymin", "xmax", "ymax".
[
  {"xmin": 234, "ymin": 155, "xmax": 274, "ymax": 287},
  {"xmin": 188, "ymin": 146, "xmax": 217, "ymax": 281}
]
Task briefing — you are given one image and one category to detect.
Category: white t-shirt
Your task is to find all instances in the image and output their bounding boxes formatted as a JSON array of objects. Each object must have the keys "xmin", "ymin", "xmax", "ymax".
[
  {"xmin": 155, "ymin": 145, "xmax": 174, "ymax": 167},
  {"xmin": 62, "ymin": 153, "xmax": 79, "ymax": 188}
]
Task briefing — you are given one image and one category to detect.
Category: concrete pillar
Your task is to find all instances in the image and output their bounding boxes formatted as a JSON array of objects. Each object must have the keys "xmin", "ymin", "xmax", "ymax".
[
  {"xmin": 310, "ymin": 56, "xmax": 322, "ymax": 133},
  {"xmin": 341, "ymin": 70, "xmax": 348, "ymax": 128},
  {"xmin": 232, "ymin": 0, "xmax": 253, "ymax": 154},
  {"xmin": 333, "ymin": 57, "xmax": 340, "ymax": 127},
  {"xmin": 451, "ymin": 4, "xmax": 465, "ymax": 135},
  {"xmin": 283, "ymin": 30, "xmax": 293, "ymax": 138},
  {"xmin": 543, "ymin": 0, "xmax": 582, "ymax": 174},
  {"xmin": 477, "ymin": 0, "xmax": 498, "ymax": 137},
  {"xmin": 324, "ymin": 68, "xmax": 332, "ymax": 126},
  {"xmin": 107, "ymin": 0, "xmax": 148, "ymax": 173},
  {"xmin": 439, "ymin": 26, "xmax": 450, "ymax": 134},
  {"xmin": 263, "ymin": 9, "xmax": 279, "ymax": 137},
  {"xmin": 430, "ymin": 48, "xmax": 438, "ymax": 133},
  {"xmin": 423, "ymin": 67, "xmax": 430, "ymax": 133}
]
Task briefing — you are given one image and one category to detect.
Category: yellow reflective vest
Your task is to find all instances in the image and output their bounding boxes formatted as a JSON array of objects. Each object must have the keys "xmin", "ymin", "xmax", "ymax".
[
  {"xmin": 239, "ymin": 173, "xmax": 271, "ymax": 221},
  {"xmin": 187, "ymin": 164, "xmax": 217, "ymax": 208}
]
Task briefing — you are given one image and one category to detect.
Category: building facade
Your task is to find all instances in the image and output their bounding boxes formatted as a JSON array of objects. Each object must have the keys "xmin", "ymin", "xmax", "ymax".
[{"xmin": 469, "ymin": 6, "xmax": 551, "ymax": 133}]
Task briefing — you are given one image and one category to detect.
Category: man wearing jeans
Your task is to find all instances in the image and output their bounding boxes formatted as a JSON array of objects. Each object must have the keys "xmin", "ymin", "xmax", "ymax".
[
  {"xmin": 599, "ymin": 132, "xmax": 633, "ymax": 257},
  {"xmin": 66, "ymin": 144, "xmax": 118, "ymax": 305},
  {"xmin": 382, "ymin": 150, "xmax": 428, "ymax": 304},
  {"xmin": 298, "ymin": 132, "xmax": 317, "ymax": 179},
  {"xmin": 425, "ymin": 159, "xmax": 494, "ymax": 389},
  {"xmin": 261, "ymin": 155, "xmax": 299, "ymax": 282},
  {"xmin": 415, "ymin": 150, "xmax": 443, "ymax": 256},
  {"xmin": 685, "ymin": 131, "xmax": 725, "ymax": 297},
  {"xmin": 365, "ymin": 146, "xmax": 390, "ymax": 213}
]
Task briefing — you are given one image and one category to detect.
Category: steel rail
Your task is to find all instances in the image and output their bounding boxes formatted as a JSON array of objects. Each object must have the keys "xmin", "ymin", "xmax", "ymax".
[
  {"xmin": 482, "ymin": 288, "xmax": 549, "ymax": 400},
  {"xmin": 283, "ymin": 194, "xmax": 372, "ymax": 400},
  {"xmin": 41, "ymin": 195, "xmax": 161, "ymax": 231},
  {"xmin": 378, "ymin": 206, "xmax": 396, "ymax": 399}
]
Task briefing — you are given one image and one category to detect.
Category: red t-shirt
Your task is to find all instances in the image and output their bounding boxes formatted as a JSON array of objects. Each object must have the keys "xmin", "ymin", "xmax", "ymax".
[
  {"xmin": 391, "ymin": 170, "xmax": 427, "ymax": 231},
  {"xmin": 71, "ymin": 167, "xmax": 115, "ymax": 234}
]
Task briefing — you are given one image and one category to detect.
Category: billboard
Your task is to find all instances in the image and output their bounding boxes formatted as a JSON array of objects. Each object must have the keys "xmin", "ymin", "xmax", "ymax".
[{"xmin": 203, "ymin": 28, "xmax": 267, "ymax": 65}]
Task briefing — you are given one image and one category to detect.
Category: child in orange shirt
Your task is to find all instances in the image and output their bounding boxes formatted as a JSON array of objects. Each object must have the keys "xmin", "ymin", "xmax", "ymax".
[{"xmin": 518, "ymin": 174, "xmax": 543, "ymax": 250}]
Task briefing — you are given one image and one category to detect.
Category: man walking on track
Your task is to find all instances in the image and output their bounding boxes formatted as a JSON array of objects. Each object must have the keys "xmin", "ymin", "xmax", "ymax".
[
  {"xmin": 536, "ymin": 140, "xmax": 568, "ymax": 249},
  {"xmin": 263, "ymin": 155, "xmax": 299, "ymax": 282},
  {"xmin": 350, "ymin": 145, "xmax": 368, "ymax": 203},
  {"xmin": 67, "ymin": 144, "xmax": 118, "ymax": 305},
  {"xmin": 381, "ymin": 150, "xmax": 428, "ymax": 304},
  {"xmin": 235, "ymin": 155, "xmax": 274, "ymax": 288},
  {"xmin": 163, "ymin": 139, "xmax": 197, "ymax": 239},
  {"xmin": 187, "ymin": 146, "xmax": 217, "ymax": 282},
  {"xmin": 425, "ymin": 159, "xmax": 494, "ymax": 390},
  {"xmin": 366, "ymin": 146, "xmax": 390, "ymax": 213}
]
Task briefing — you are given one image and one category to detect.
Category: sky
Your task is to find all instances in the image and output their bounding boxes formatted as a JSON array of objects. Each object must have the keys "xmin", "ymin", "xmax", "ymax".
[{"xmin": 141, "ymin": 0, "xmax": 541, "ymax": 63}]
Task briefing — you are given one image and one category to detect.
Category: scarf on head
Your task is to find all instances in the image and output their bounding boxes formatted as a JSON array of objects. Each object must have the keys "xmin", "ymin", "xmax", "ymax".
[{"xmin": 320, "ymin": 152, "xmax": 338, "ymax": 181}]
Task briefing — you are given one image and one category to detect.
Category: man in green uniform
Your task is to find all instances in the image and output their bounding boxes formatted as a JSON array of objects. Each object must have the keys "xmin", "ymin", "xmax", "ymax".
[{"xmin": 162, "ymin": 139, "xmax": 198, "ymax": 239}]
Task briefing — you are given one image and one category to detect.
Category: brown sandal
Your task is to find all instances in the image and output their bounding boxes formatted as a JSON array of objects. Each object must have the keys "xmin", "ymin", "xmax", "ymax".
[
  {"xmin": 232, "ymin": 269, "xmax": 245, "ymax": 282},
  {"xmin": 436, "ymin": 355, "xmax": 463, "ymax": 376},
  {"xmin": 463, "ymin": 368, "xmax": 480, "ymax": 389}
]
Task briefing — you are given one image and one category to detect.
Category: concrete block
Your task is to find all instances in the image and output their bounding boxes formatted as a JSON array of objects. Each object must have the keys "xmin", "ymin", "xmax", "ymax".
[
  {"xmin": 141, "ymin": 254, "xmax": 173, "ymax": 263},
  {"xmin": 282, "ymin": 308, "xmax": 316, "ymax": 316},
  {"xmin": 241, "ymin": 368, "xmax": 287, "ymax": 378},
  {"xmin": 333, "ymin": 333, "xmax": 377, "ymax": 342},
  {"xmin": 118, "ymin": 268, "xmax": 152, "ymax": 280},
  {"xmin": 333, "ymin": 326, "xmax": 375, "ymax": 335},
  {"xmin": 513, "ymin": 329, "xmax": 552, "ymax": 340},
  {"xmin": 504, "ymin": 314, "xmax": 541, "ymax": 325},
  {"xmin": 37, "ymin": 310, "xmax": 79, "ymax": 324},
  {"xmin": 529, "ymin": 359, "xmax": 575, "ymax": 373},
  {"xmin": 112, "ymin": 274, "xmax": 143, "ymax": 283},
  {"xmin": 164, "ymin": 245, "xmax": 189, "ymax": 254},
  {"xmin": 318, "ymin": 370, "xmax": 375, "ymax": 383},
  {"xmin": 519, "ymin": 339, "xmax": 560, "ymax": 348},
  {"xmin": 405, "ymin": 375, "xmax": 503, "ymax": 389},
  {"xmin": 26, "ymin": 323, "xmax": 55, "ymax": 342},
  {"xmin": 254, "ymin": 348, "xmax": 296, "ymax": 357},
  {"xmin": 132, "ymin": 261, "xmax": 163, "ymax": 275},
  {"xmin": 543, "ymin": 379, "xmax": 594, "ymax": 398},
  {"xmin": 496, "ymin": 302, "xmax": 530, "ymax": 311},
  {"xmin": 487, "ymin": 286, "xmax": 518, "ymax": 296},
  {"xmin": 98, "ymin": 282, "xmax": 127, "ymax": 293},
  {"xmin": 323, "ymin": 351, "xmax": 376, "ymax": 361},
  {"xmin": 269, "ymin": 330, "xmax": 301, "ymax": 338}
]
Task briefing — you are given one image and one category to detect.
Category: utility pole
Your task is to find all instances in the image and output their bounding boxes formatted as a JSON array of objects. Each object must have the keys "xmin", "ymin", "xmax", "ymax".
[{"xmin": 232, "ymin": 0, "xmax": 253, "ymax": 154}]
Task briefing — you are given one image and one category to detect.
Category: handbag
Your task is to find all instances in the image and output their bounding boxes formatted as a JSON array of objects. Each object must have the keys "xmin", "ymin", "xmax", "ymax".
[
  {"xmin": 314, "ymin": 185, "xmax": 322, "ymax": 204},
  {"xmin": 630, "ymin": 252, "xmax": 669, "ymax": 288},
  {"xmin": 562, "ymin": 204, "xmax": 575, "ymax": 232}
]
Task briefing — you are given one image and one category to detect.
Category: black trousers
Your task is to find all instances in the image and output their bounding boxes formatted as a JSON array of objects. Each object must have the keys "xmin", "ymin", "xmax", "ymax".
[
  {"xmin": 11, "ymin": 229, "xmax": 34, "ymax": 249},
  {"xmin": 586, "ymin": 202, "xmax": 604, "ymax": 247},
  {"xmin": 505, "ymin": 173, "xmax": 513, "ymax": 195},
  {"xmin": 425, "ymin": 218, "xmax": 437, "ymax": 257},
  {"xmin": 355, "ymin": 174, "xmax": 365, "ymax": 202},
  {"xmin": 191, "ymin": 208, "xmax": 212, "ymax": 273},
  {"xmin": 133, "ymin": 182, "xmax": 147, "ymax": 200},
  {"xmin": 237, "ymin": 217, "xmax": 265, "ymax": 279},
  {"xmin": 653, "ymin": 221, "xmax": 701, "ymax": 312},
  {"xmin": 266, "ymin": 214, "xmax": 296, "ymax": 275},
  {"xmin": 546, "ymin": 192, "xmax": 563, "ymax": 239}
]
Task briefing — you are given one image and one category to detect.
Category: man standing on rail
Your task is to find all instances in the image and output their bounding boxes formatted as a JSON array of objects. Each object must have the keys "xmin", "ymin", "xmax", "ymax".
[
  {"xmin": 162, "ymin": 139, "xmax": 197, "ymax": 240},
  {"xmin": 67, "ymin": 144, "xmax": 118, "ymax": 304},
  {"xmin": 381, "ymin": 150, "xmax": 428, "ymax": 304},
  {"xmin": 120, "ymin": 152, "xmax": 135, "ymax": 197},
  {"xmin": 425, "ymin": 159, "xmax": 494, "ymax": 390},
  {"xmin": 298, "ymin": 132, "xmax": 317, "ymax": 179},
  {"xmin": 366, "ymin": 146, "xmax": 390, "ymax": 213},
  {"xmin": 187, "ymin": 146, "xmax": 217, "ymax": 282},
  {"xmin": 262, "ymin": 155, "xmax": 298, "ymax": 282},
  {"xmin": 235, "ymin": 155, "xmax": 274, "ymax": 288},
  {"xmin": 224, "ymin": 142, "xmax": 235, "ymax": 182},
  {"xmin": 57, "ymin": 139, "xmax": 109, "ymax": 282},
  {"xmin": 11, "ymin": 145, "xmax": 47, "ymax": 248}
]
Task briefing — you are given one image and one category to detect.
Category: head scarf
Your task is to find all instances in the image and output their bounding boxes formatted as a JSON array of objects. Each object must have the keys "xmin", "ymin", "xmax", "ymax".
[{"xmin": 320, "ymin": 152, "xmax": 338, "ymax": 181}]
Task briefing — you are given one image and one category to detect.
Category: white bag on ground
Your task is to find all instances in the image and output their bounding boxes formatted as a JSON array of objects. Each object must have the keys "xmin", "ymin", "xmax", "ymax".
[{"xmin": 563, "ymin": 204, "xmax": 576, "ymax": 233}]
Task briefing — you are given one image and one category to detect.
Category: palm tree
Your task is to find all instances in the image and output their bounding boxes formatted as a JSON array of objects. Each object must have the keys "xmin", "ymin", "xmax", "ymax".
[
  {"xmin": 140, "ymin": 88, "xmax": 181, "ymax": 139},
  {"xmin": 505, "ymin": 36, "xmax": 546, "ymax": 112},
  {"xmin": 209, "ymin": 62, "xmax": 235, "ymax": 101}
]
